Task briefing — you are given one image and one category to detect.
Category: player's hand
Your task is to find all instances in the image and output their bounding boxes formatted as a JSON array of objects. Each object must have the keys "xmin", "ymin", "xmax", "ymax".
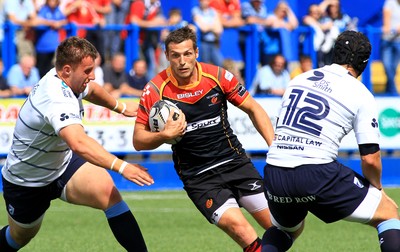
[
  {"xmin": 122, "ymin": 101, "xmax": 139, "ymax": 117},
  {"xmin": 122, "ymin": 163, "xmax": 154, "ymax": 186},
  {"xmin": 163, "ymin": 108, "xmax": 186, "ymax": 141}
]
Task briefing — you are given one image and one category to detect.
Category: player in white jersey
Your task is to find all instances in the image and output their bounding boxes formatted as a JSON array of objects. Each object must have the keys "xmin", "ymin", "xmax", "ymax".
[
  {"xmin": 261, "ymin": 31, "xmax": 400, "ymax": 252},
  {"xmin": 0, "ymin": 37, "xmax": 154, "ymax": 251}
]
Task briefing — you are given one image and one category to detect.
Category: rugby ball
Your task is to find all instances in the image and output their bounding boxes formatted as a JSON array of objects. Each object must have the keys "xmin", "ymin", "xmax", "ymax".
[{"xmin": 148, "ymin": 100, "xmax": 182, "ymax": 144}]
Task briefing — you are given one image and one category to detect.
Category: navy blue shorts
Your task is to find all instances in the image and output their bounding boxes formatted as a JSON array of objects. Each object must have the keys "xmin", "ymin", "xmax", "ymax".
[
  {"xmin": 2, "ymin": 153, "xmax": 86, "ymax": 224},
  {"xmin": 263, "ymin": 161, "xmax": 370, "ymax": 227},
  {"xmin": 184, "ymin": 158, "xmax": 264, "ymax": 223}
]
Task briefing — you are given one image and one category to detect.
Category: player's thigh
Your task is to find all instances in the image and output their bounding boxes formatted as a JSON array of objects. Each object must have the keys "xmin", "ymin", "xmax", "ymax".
[
  {"xmin": 65, "ymin": 162, "xmax": 122, "ymax": 209},
  {"xmin": 239, "ymin": 192, "xmax": 272, "ymax": 229}
]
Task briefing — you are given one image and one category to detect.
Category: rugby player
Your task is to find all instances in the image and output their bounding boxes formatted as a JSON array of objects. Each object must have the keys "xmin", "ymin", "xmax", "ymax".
[
  {"xmin": 133, "ymin": 26, "xmax": 275, "ymax": 252},
  {"xmin": 262, "ymin": 30, "xmax": 400, "ymax": 252}
]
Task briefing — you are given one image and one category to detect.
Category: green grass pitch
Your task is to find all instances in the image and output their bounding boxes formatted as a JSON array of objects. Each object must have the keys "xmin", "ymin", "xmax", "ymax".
[{"xmin": 1, "ymin": 188, "xmax": 399, "ymax": 251}]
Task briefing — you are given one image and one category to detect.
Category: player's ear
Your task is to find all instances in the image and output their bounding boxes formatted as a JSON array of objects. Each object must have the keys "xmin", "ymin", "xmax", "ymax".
[
  {"xmin": 63, "ymin": 65, "xmax": 72, "ymax": 75},
  {"xmin": 195, "ymin": 48, "xmax": 199, "ymax": 59}
]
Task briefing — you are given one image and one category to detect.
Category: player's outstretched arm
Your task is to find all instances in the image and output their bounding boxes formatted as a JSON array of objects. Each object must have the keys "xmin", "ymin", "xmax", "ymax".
[
  {"xmin": 83, "ymin": 81, "xmax": 138, "ymax": 117},
  {"xmin": 59, "ymin": 124, "xmax": 154, "ymax": 186},
  {"xmin": 238, "ymin": 96, "xmax": 275, "ymax": 146}
]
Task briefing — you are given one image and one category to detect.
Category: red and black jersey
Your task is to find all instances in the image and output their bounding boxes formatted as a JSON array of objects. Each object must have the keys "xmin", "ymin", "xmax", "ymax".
[{"xmin": 136, "ymin": 62, "xmax": 251, "ymax": 180}]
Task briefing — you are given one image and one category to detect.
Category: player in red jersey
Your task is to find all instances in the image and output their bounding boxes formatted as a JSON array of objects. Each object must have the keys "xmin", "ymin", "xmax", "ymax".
[{"xmin": 133, "ymin": 26, "xmax": 275, "ymax": 252}]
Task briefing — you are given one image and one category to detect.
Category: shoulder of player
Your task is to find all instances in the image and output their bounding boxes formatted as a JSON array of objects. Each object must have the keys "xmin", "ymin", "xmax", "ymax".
[
  {"xmin": 39, "ymin": 74, "xmax": 78, "ymax": 102},
  {"xmin": 148, "ymin": 69, "xmax": 169, "ymax": 90},
  {"xmin": 198, "ymin": 62, "xmax": 229, "ymax": 82}
]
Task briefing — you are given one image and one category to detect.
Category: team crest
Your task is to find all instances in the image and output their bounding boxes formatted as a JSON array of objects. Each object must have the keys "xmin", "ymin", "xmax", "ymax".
[{"xmin": 206, "ymin": 198, "xmax": 213, "ymax": 209}]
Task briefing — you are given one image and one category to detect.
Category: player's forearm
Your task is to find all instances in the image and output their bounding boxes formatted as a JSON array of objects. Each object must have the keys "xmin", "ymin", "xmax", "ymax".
[
  {"xmin": 85, "ymin": 82, "xmax": 119, "ymax": 111},
  {"xmin": 76, "ymin": 136, "xmax": 117, "ymax": 168},
  {"xmin": 246, "ymin": 104, "xmax": 275, "ymax": 147},
  {"xmin": 250, "ymin": 113, "xmax": 275, "ymax": 147},
  {"xmin": 361, "ymin": 154, "xmax": 383, "ymax": 189},
  {"xmin": 133, "ymin": 127, "xmax": 165, "ymax": 151}
]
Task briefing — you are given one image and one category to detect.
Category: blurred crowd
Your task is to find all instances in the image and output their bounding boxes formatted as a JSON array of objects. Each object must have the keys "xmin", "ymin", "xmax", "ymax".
[{"xmin": 0, "ymin": 0, "xmax": 398, "ymax": 98}]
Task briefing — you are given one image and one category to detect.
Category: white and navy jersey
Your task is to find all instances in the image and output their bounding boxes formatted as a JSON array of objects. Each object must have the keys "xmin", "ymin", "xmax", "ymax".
[
  {"xmin": 267, "ymin": 64, "xmax": 380, "ymax": 167},
  {"xmin": 2, "ymin": 68, "xmax": 89, "ymax": 187}
]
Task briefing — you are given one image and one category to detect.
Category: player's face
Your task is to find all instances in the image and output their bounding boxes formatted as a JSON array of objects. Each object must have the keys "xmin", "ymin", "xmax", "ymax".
[
  {"xmin": 70, "ymin": 56, "xmax": 95, "ymax": 94},
  {"xmin": 166, "ymin": 40, "xmax": 199, "ymax": 85}
]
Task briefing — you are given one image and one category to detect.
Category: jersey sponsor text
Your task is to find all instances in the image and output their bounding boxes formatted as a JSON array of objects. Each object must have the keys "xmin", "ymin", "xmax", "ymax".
[
  {"xmin": 186, "ymin": 116, "xmax": 220, "ymax": 132},
  {"xmin": 266, "ymin": 190, "xmax": 316, "ymax": 203}
]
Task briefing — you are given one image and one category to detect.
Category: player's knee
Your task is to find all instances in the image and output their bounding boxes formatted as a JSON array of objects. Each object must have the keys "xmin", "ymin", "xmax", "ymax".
[
  {"xmin": 96, "ymin": 183, "xmax": 122, "ymax": 210},
  {"xmin": 375, "ymin": 194, "xmax": 400, "ymax": 222}
]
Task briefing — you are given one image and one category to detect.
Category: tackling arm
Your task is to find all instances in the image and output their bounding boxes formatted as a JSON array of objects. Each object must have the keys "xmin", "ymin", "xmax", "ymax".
[
  {"xmin": 59, "ymin": 124, "xmax": 154, "ymax": 186},
  {"xmin": 238, "ymin": 96, "xmax": 275, "ymax": 146},
  {"xmin": 84, "ymin": 81, "xmax": 138, "ymax": 117}
]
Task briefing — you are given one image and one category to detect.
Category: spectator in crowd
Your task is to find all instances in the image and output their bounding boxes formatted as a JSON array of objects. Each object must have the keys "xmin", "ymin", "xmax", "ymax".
[
  {"xmin": 133, "ymin": 26, "xmax": 275, "ymax": 252},
  {"xmin": 104, "ymin": 0, "xmax": 130, "ymax": 59},
  {"xmin": 4, "ymin": 0, "xmax": 37, "ymax": 58},
  {"xmin": 33, "ymin": 0, "xmax": 68, "ymax": 78},
  {"xmin": 250, "ymin": 53, "xmax": 290, "ymax": 96},
  {"xmin": 120, "ymin": 59, "xmax": 148, "ymax": 97},
  {"xmin": 290, "ymin": 54, "xmax": 313, "ymax": 79},
  {"xmin": 0, "ymin": 60, "xmax": 12, "ymax": 98},
  {"xmin": 263, "ymin": 1, "xmax": 298, "ymax": 61},
  {"xmin": 128, "ymin": 0, "xmax": 167, "ymax": 80},
  {"xmin": 94, "ymin": 52, "xmax": 105, "ymax": 86},
  {"xmin": 63, "ymin": 0, "xmax": 107, "ymax": 65},
  {"xmin": 302, "ymin": 3, "xmax": 333, "ymax": 67},
  {"xmin": 87, "ymin": 0, "xmax": 111, "ymax": 65},
  {"xmin": 210, "ymin": 0, "xmax": 245, "ymax": 28},
  {"xmin": 241, "ymin": 0, "xmax": 273, "ymax": 66},
  {"xmin": 317, "ymin": 0, "xmax": 353, "ymax": 66},
  {"xmin": 158, "ymin": 8, "xmax": 193, "ymax": 73},
  {"xmin": 381, "ymin": 0, "xmax": 400, "ymax": 94},
  {"xmin": 103, "ymin": 53, "xmax": 129, "ymax": 98},
  {"xmin": 7, "ymin": 54, "xmax": 40, "ymax": 96},
  {"xmin": 192, "ymin": 0, "xmax": 224, "ymax": 67},
  {"xmin": 267, "ymin": 1, "xmax": 298, "ymax": 31}
]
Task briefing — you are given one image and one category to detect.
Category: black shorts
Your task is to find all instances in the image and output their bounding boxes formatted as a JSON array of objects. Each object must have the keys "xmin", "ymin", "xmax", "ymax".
[
  {"xmin": 183, "ymin": 158, "xmax": 264, "ymax": 223},
  {"xmin": 2, "ymin": 153, "xmax": 86, "ymax": 224},
  {"xmin": 263, "ymin": 160, "xmax": 370, "ymax": 227}
]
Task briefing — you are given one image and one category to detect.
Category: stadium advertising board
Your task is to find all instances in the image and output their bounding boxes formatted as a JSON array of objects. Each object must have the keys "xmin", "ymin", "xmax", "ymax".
[{"xmin": 1, "ymin": 97, "xmax": 400, "ymax": 155}]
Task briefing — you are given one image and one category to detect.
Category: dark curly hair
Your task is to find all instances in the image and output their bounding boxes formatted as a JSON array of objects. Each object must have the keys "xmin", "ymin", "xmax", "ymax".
[{"xmin": 332, "ymin": 30, "xmax": 371, "ymax": 76}]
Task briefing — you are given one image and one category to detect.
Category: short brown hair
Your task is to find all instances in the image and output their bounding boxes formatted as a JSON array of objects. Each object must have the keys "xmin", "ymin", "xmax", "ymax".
[
  {"xmin": 164, "ymin": 26, "xmax": 197, "ymax": 53},
  {"xmin": 55, "ymin": 36, "xmax": 98, "ymax": 70}
]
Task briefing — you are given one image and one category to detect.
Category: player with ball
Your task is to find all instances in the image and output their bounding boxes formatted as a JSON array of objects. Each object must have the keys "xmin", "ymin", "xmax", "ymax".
[{"xmin": 133, "ymin": 26, "xmax": 275, "ymax": 252}]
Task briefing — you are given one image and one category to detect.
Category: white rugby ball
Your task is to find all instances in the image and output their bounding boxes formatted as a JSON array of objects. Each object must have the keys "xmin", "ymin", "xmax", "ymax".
[{"xmin": 148, "ymin": 100, "xmax": 182, "ymax": 144}]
